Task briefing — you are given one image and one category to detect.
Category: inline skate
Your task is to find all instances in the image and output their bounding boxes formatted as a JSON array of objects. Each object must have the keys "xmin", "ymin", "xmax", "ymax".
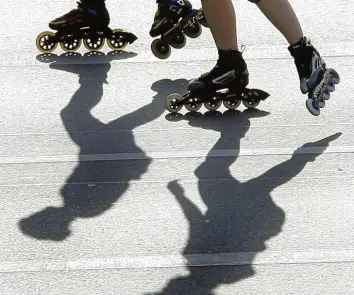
[
  {"xmin": 288, "ymin": 36, "xmax": 340, "ymax": 116},
  {"xmin": 150, "ymin": 0, "xmax": 208, "ymax": 59},
  {"xmin": 36, "ymin": 0, "xmax": 137, "ymax": 54},
  {"xmin": 166, "ymin": 48, "xmax": 270, "ymax": 112}
]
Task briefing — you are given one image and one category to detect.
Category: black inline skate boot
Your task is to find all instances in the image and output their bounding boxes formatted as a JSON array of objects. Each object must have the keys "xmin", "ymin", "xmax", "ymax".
[
  {"xmin": 165, "ymin": 48, "xmax": 270, "ymax": 113},
  {"xmin": 48, "ymin": 0, "xmax": 110, "ymax": 31},
  {"xmin": 288, "ymin": 36, "xmax": 340, "ymax": 116},
  {"xmin": 150, "ymin": 0, "xmax": 208, "ymax": 59},
  {"xmin": 36, "ymin": 0, "xmax": 137, "ymax": 53}
]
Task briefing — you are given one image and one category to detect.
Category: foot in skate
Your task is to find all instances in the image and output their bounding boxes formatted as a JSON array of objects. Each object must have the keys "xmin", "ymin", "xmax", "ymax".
[
  {"xmin": 165, "ymin": 48, "xmax": 270, "ymax": 113},
  {"xmin": 149, "ymin": 0, "xmax": 207, "ymax": 59},
  {"xmin": 288, "ymin": 36, "xmax": 340, "ymax": 116},
  {"xmin": 36, "ymin": 0, "xmax": 137, "ymax": 53}
]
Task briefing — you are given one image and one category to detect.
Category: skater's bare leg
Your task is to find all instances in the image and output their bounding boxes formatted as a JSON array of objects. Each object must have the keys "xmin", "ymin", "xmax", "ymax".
[
  {"xmin": 201, "ymin": 0, "xmax": 238, "ymax": 50},
  {"xmin": 256, "ymin": 0, "xmax": 303, "ymax": 44}
]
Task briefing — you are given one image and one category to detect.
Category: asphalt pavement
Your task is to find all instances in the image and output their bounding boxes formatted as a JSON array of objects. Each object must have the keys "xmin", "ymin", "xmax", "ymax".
[{"xmin": 1, "ymin": 0, "xmax": 353, "ymax": 294}]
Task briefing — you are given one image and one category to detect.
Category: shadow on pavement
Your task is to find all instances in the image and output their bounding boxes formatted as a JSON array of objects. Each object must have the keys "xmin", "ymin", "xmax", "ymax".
[
  {"xmin": 18, "ymin": 58, "xmax": 188, "ymax": 240},
  {"xmin": 148, "ymin": 109, "xmax": 341, "ymax": 294}
]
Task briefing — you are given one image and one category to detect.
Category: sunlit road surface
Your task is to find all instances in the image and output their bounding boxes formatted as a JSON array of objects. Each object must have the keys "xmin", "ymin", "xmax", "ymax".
[{"xmin": 1, "ymin": 0, "xmax": 353, "ymax": 294}]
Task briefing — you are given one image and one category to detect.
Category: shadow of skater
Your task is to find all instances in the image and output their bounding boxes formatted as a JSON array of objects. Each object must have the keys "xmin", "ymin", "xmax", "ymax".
[
  {"xmin": 150, "ymin": 109, "xmax": 341, "ymax": 294},
  {"xmin": 18, "ymin": 58, "xmax": 189, "ymax": 241}
]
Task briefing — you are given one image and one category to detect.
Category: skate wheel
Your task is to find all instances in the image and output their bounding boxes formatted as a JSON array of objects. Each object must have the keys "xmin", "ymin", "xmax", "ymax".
[
  {"xmin": 323, "ymin": 89, "xmax": 330, "ymax": 100},
  {"xmin": 170, "ymin": 32, "xmax": 186, "ymax": 49},
  {"xmin": 329, "ymin": 69, "xmax": 340, "ymax": 84},
  {"xmin": 107, "ymin": 29, "xmax": 129, "ymax": 51},
  {"xmin": 204, "ymin": 98, "xmax": 221, "ymax": 111},
  {"xmin": 151, "ymin": 39, "xmax": 171, "ymax": 59},
  {"xmin": 242, "ymin": 99, "xmax": 260, "ymax": 108},
  {"xmin": 332, "ymin": 75, "xmax": 340, "ymax": 84},
  {"xmin": 306, "ymin": 98, "xmax": 320, "ymax": 116},
  {"xmin": 223, "ymin": 99, "xmax": 241, "ymax": 110},
  {"xmin": 83, "ymin": 34, "xmax": 105, "ymax": 51},
  {"xmin": 326, "ymin": 80, "xmax": 335, "ymax": 92},
  {"xmin": 185, "ymin": 97, "xmax": 202, "ymax": 112},
  {"xmin": 166, "ymin": 93, "xmax": 183, "ymax": 113},
  {"xmin": 324, "ymin": 79, "xmax": 336, "ymax": 92},
  {"xmin": 184, "ymin": 22, "xmax": 202, "ymax": 39},
  {"xmin": 318, "ymin": 98, "xmax": 325, "ymax": 108},
  {"xmin": 60, "ymin": 36, "xmax": 82, "ymax": 52},
  {"xmin": 36, "ymin": 31, "xmax": 58, "ymax": 53}
]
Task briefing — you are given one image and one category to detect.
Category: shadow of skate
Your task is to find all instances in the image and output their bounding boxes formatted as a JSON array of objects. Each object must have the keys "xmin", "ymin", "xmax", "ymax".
[
  {"xmin": 148, "ymin": 108, "xmax": 341, "ymax": 294},
  {"xmin": 18, "ymin": 72, "xmax": 187, "ymax": 240},
  {"xmin": 36, "ymin": 50, "xmax": 137, "ymax": 65}
]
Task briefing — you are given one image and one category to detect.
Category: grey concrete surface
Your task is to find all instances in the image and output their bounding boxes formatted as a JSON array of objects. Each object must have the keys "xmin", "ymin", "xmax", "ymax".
[{"xmin": 1, "ymin": 0, "xmax": 353, "ymax": 294}]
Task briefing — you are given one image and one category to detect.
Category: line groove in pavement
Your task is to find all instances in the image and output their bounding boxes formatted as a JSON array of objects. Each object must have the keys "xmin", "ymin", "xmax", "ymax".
[
  {"xmin": 1, "ymin": 250, "xmax": 354, "ymax": 273},
  {"xmin": 0, "ymin": 123, "xmax": 352, "ymax": 136},
  {"xmin": 0, "ymin": 146, "xmax": 353, "ymax": 164},
  {"xmin": 1, "ymin": 41, "xmax": 353, "ymax": 67},
  {"xmin": 0, "ymin": 175, "xmax": 353, "ymax": 188}
]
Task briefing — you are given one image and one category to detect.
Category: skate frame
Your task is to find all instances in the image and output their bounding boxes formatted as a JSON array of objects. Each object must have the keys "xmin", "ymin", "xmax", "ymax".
[
  {"xmin": 45, "ymin": 27, "xmax": 137, "ymax": 47},
  {"xmin": 160, "ymin": 9, "xmax": 206, "ymax": 42},
  {"xmin": 176, "ymin": 87, "xmax": 270, "ymax": 106},
  {"xmin": 311, "ymin": 69, "xmax": 332, "ymax": 107}
]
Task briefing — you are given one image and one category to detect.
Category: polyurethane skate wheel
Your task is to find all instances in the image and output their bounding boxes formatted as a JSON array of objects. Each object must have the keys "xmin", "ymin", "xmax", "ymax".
[
  {"xmin": 107, "ymin": 29, "xmax": 129, "ymax": 51},
  {"xmin": 166, "ymin": 93, "xmax": 183, "ymax": 112},
  {"xmin": 170, "ymin": 32, "xmax": 186, "ymax": 49},
  {"xmin": 306, "ymin": 98, "xmax": 320, "ymax": 116},
  {"xmin": 60, "ymin": 36, "xmax": 82, "ymax": 52},
  {"xmin": 185, "ymin": 97, "xmax": 202, "ymax": 112},
  {"xmin": 242, "ymin": 99, "xmax": 260, "ymax": 108},
  {"xmin": 331, "ymin": 70, "xmax": 340, "ymax": 84},
  {"xmin": 323, "ymin": 89, "xmax": 330, "ymax": 100},
  {"xmin": 184, "ymin": 22, "xmax": 202, "ymax": 39},
  {"xmin": 204, "ymin": 98, "xmax": 221, "ymax": 111},
  {"xmin": 223, "ymin": 99, "xmax": 241, "ymax": 110},
  {"xmin": 83, "ymin": 34, "xmax": 105, "ymax": 51},
  {"xmin": 36, "ymin": 31, "xmax": 58, "ymax": 53},
  {"xmin": 326, "ymin": 80, "xmax": 335, "ymax": 92},
  {"xmin": 151, "ymin": 39, "xmax": 171, "ymax": 59}
]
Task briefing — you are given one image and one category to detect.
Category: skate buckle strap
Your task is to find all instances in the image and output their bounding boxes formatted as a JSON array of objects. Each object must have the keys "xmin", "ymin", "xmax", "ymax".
[{"xmin": 240, "ymin": 44, "xmax": 246, "ymax": 54}]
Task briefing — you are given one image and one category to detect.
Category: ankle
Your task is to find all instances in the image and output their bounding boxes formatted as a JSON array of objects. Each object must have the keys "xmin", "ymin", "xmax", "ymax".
[
  {"xmin": 217, "ymin": 49, "xmax": 247, "ymax": 69},
  {"xmin": 218, "ymin": 48, "xmax": 242, "ymax": 61},
  {"xmin": 289, "ymin": 36, "xmax": 304, "ymax": 49}
]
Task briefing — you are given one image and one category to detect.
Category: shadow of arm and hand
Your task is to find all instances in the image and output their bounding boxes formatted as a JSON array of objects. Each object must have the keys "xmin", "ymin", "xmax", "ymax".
[
  {"xmin": 36, "ymin": 51, "xmax": 138, "ymax": 142},
  {"xmin": 48, "ymin": 51, "xmax": 136, "ymax": 136},
  {"xmin": 247, "ymin": 132, "xmax": 342, "ymax": 193},
  {"xmin": 113, "ymin": 78, "xmax": 189, "ymax": 130},
  {"xmin": 145, "ymin": 180, "xmax": 222, "ymax": 295},
  {"xmin": 184, "ymin": 109, "xmax": 271, "ymax": 176}
]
